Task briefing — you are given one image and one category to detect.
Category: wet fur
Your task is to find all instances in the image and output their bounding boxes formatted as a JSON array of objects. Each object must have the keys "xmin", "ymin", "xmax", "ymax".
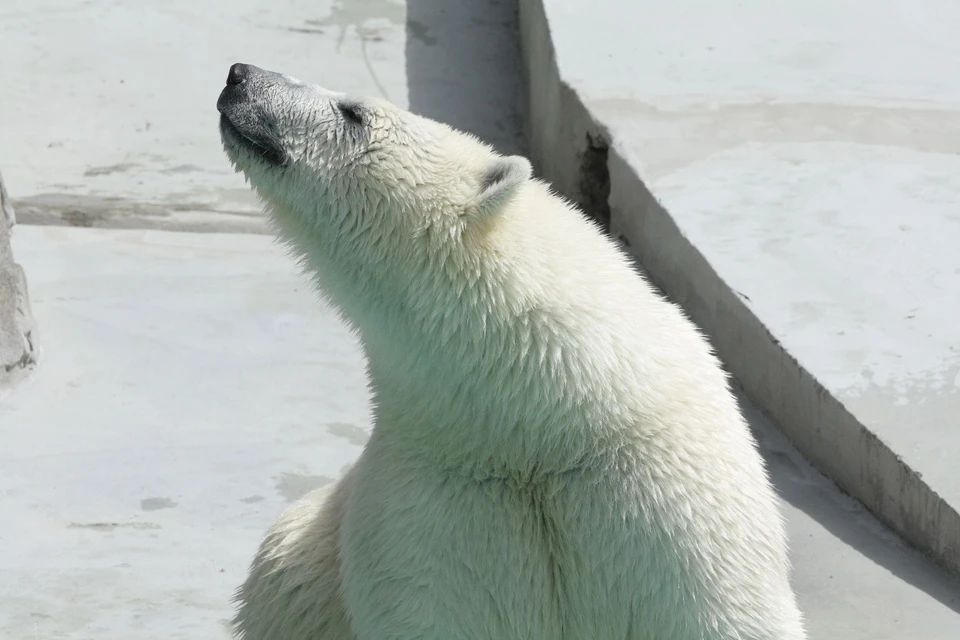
[{"xmin": 219, "ymin": 65, "xmax": 807, "ymax": 640}]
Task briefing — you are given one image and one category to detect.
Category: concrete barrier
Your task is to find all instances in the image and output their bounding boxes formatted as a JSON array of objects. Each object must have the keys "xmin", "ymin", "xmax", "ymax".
[
  {"xmin": 0, "ymin": 172, "xmax": 36, "ymax": 382},
  {"xmin": 517, "ymin": 0, "xmax": 960, "ymax": 576}
]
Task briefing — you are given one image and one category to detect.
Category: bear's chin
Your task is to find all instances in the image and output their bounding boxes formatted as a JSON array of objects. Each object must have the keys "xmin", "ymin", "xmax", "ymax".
[{"xmin": 219, "ymin": 115, "xmax": 286, "ymax": 167}]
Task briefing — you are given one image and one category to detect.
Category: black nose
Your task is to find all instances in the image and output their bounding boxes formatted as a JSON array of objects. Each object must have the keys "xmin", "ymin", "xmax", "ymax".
[{"xmin": 227, "ymin": 63, "xmax": 250, "ymax": 85}]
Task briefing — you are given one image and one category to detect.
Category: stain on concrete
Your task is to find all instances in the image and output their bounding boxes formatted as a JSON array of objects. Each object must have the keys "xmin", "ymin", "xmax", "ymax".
[
  {"xmin": 46, "ymin": 182, "xmax": 80, "ymax": 191},
  {"xmin": 15, "ymin": 193, "xmax": 166, "ymax": 227},
  {"xmin": 275, "ymin": 472, "xmax": 334, "ymax": 503},
  {"xmin": 591, "ymin": 98, "xmax": 960, "ymax": 181},
  {"xmin": 11, "ymin": 193, "xmax": 268, "ymax": 234},
  {"xmin": 326, "ymin": 422, "xmax": 368, "ymax": 446},
  {"xmin": 286, "ymin": 26, "xmax": 326, "ymax": 35},
  {"xmin": 309, "ymin": 0, "xmax": 405, "ymax": 99},
  {"xmin": 311, "ymin": 0, "xmax": 405, "ymax": 48},
  {"xmin": 159, "ymin": 164, "xmax": 203, "ymax": 175},
  {"xmin": 406, "ymin": 19, "xmax": 437, "ymax": 45},
  {"xmin": 83, "ymin": 162, "xmax": 140, "ymax": 177},
  {"xmin": 140, "ymin": 497, "xmax": 177, "ymax": 511},
  {"xmin": 357, "ymin": 26, "xmax": 387, "ymax": 43},
  {"xmin": 240, "ymin": 495, "xmax": 265, "ymax": 504},
  {"xmin": 68, "ymin": 522, "xmax": 161, "ymax": 532},
  {"xmin": 61, "ymin": 208, "xmax": 102, "ymax": 228}
]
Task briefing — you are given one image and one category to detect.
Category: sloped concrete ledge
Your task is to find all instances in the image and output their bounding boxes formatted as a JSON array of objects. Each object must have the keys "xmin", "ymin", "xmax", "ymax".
[
  {"xmin": 0, "ymin": 172, "xmax": 37, "ymax": 382},
  {"xmin": 517, "ymin": 0, "xmax": 960, "ymax": 577}
]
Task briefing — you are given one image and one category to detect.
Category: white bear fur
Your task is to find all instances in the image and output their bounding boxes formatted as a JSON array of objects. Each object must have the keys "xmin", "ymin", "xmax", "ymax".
[{"xmin": 221, "ymin": 69, "xmax": 807, "ymax": 640}]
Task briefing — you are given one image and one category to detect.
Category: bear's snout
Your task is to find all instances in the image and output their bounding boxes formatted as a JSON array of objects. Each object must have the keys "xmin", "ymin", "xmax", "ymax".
[
  {"xmin": 217, "ymin": 63, "xmax": 262, "ymax": 114},
  {"xmin": 216, "ymin": 63, "xmax": 290, "ymax": 120},
  {"xmin": 226, "ymin": 62, "xmax": 251, "ymax": 86},
  {"xmin": 217, "ymin": 63, "xmax": 287, "ymax": 167},
  {"xmin": 225, "ymin": 62, "xmax": 268, "ymax": 87}
]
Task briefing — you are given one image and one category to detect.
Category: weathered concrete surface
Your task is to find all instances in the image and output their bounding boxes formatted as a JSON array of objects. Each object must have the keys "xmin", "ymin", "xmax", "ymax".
[
  {"xmin": 0, "ymin": 173, "xmax": 36, "ymax": 381},
  {"xmin": 2, "ymin": 226, "xmax": 958, "ymax": 639},
  {"xmin": 518, "ymin": 0, "xmax": 960, "ymax": 577},
  {"xmin": 0, "ymin": 227, "xmax": 370, "ymax": 638},
  {"xmin": 0, "ymin": 0, "xmax": 523, "ymax": 234}
]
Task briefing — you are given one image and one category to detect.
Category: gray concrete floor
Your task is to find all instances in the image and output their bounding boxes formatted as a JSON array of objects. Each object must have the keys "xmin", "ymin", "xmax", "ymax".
[{"xmin": 1, "ymin": 1, "xmax": 959, "ymax": 638}]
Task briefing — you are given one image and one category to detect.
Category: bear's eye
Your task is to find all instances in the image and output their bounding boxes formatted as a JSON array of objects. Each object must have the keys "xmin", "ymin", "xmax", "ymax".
[{"xmin": 338, "ymin": 102, "xmax": 365, "ymax": 126}]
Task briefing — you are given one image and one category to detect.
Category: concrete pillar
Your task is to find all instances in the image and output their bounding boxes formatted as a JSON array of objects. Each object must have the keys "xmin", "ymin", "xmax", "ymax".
[{"xmin": 0, "ymin": 172, "xmax": 36, "ymax": 380}]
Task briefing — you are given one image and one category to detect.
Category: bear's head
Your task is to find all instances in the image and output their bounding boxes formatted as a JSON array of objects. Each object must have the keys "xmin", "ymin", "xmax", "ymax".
[{"xmin": 217, "ymin": 63, "xmax": 533, "ymax": 330}]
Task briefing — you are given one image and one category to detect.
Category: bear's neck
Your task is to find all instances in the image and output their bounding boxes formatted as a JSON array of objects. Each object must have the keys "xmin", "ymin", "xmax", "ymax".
[
  {"xmin": 270, "ymin": 199, "xmax": 640, "ymax": 477},
  {"xmin": 356, "ymin": 299, "xmax": 631, "ymax": 480}
]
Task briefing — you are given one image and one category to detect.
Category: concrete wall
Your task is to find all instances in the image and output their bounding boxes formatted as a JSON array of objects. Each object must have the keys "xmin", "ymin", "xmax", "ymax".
[
  {"xmin": 516, "ymin": 0, "xmax": 960, "ymax": 577},
  {"xmin": 0, "ymin": 172, "xmax": 36, "ymax": 382}
]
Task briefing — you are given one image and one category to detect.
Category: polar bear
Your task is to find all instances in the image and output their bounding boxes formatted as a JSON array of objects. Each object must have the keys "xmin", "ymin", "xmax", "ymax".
[{"xmin": 217, "ymin": 63, "xmax": 806, "ymax": 640}]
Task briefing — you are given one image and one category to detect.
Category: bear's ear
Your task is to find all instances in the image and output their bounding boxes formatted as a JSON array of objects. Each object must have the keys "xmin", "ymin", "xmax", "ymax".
[{"xmin": 471, "ymin": 155, "xmax": 532, "ymax": 219}]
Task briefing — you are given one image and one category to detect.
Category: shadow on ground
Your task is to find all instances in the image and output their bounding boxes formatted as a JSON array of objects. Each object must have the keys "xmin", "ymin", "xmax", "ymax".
[
  {"xmin": 739, "ymin": 387, "xmax": 960, "ymax": 616},
  {"xmin": 405, "ymin": 0, "xmax": 525, "ymax": 156}
]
